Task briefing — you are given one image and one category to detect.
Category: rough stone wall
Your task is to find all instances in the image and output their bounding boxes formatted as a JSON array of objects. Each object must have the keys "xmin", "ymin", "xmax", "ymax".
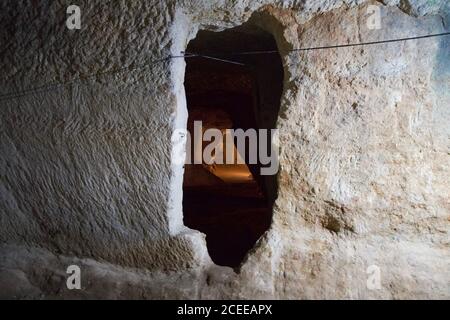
[
  {"xmin": 0, "ymin": 0, "xmax": 449, "ymax": 299},
  {"xmin": 0, "ymin": 0, "xmax": 208, "ymax": 272}
]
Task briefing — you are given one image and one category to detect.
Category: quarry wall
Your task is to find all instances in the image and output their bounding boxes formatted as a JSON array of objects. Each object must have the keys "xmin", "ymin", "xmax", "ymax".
[{"xmin": 0, "ymin": 0, "xmax": 449, "ymax": 299}]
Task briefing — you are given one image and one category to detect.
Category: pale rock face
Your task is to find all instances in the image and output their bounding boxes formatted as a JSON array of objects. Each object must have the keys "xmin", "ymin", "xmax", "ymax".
[{"xmin": 0, "ymin": 0, "xmax": 449, "ymax": 299}]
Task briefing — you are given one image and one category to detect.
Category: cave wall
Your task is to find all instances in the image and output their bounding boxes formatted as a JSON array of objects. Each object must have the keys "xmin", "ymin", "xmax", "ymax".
[{"xmin": 0, "ymin": 0, "xmax": 449, "ymax": 299}]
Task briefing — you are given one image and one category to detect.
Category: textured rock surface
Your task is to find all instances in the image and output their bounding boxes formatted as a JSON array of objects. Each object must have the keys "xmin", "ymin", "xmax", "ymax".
[{"xmin": 0, "ymin": 0, "xmax": 449, "ymax": 299}]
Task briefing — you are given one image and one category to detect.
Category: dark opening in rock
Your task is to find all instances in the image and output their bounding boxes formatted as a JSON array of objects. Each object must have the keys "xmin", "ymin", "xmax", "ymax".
[{"xmin": 183, "ymin": 21, "xmax": 283, "ymax": 268}]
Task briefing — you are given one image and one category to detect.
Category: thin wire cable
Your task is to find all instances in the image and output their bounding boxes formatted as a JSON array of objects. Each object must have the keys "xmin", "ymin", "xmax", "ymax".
[
  {"xmin": 1, "ymin": 31, "xmax": 449, "ymax": 102},
  {"xmin": 0, "ymin": 55, "xmax": 183, "ymax": 102},
  {"xmin": 197, "ymin": 31, "xmax": 450, "ymax": 56},
  {"xmin": 182, "ymin": 51, "xmax": 247, "ymax": 66}
]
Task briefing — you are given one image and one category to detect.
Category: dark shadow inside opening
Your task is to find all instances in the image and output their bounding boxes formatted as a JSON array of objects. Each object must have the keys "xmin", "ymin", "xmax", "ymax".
[{"xmin": 183, "ymin": 21, "xmax": 283, "ymax": 268}]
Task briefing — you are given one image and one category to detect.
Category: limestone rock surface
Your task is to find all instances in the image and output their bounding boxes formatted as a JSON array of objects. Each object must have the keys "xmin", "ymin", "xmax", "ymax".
[{"xmin": 0, "ymin": 0, "xmax": 449, "ymax": 299}]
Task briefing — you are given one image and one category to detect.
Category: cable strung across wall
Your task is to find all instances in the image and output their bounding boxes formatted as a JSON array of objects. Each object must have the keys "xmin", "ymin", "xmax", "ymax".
[
  {"xmin": 0, "ymin": 31, "xmax": 449, "ymax": 102},
  {"xmin": 206, "ymin": 32, "xmax": 450, "ymax": 55},
  {"xmin": 0, "ymin": 56, "xmax": 181, "ymax": 102}
]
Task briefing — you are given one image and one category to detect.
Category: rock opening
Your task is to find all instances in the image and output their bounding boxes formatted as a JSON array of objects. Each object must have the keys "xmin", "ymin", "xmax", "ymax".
[{"xmin": 182, "ymin": 21, "xmax": 284, "ymax": 268}]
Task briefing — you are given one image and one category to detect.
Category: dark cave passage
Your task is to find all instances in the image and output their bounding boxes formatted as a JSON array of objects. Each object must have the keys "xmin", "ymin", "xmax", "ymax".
[{"xmin": 183, "ymin": 21, "xmax": 283, "ymax": 268}]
